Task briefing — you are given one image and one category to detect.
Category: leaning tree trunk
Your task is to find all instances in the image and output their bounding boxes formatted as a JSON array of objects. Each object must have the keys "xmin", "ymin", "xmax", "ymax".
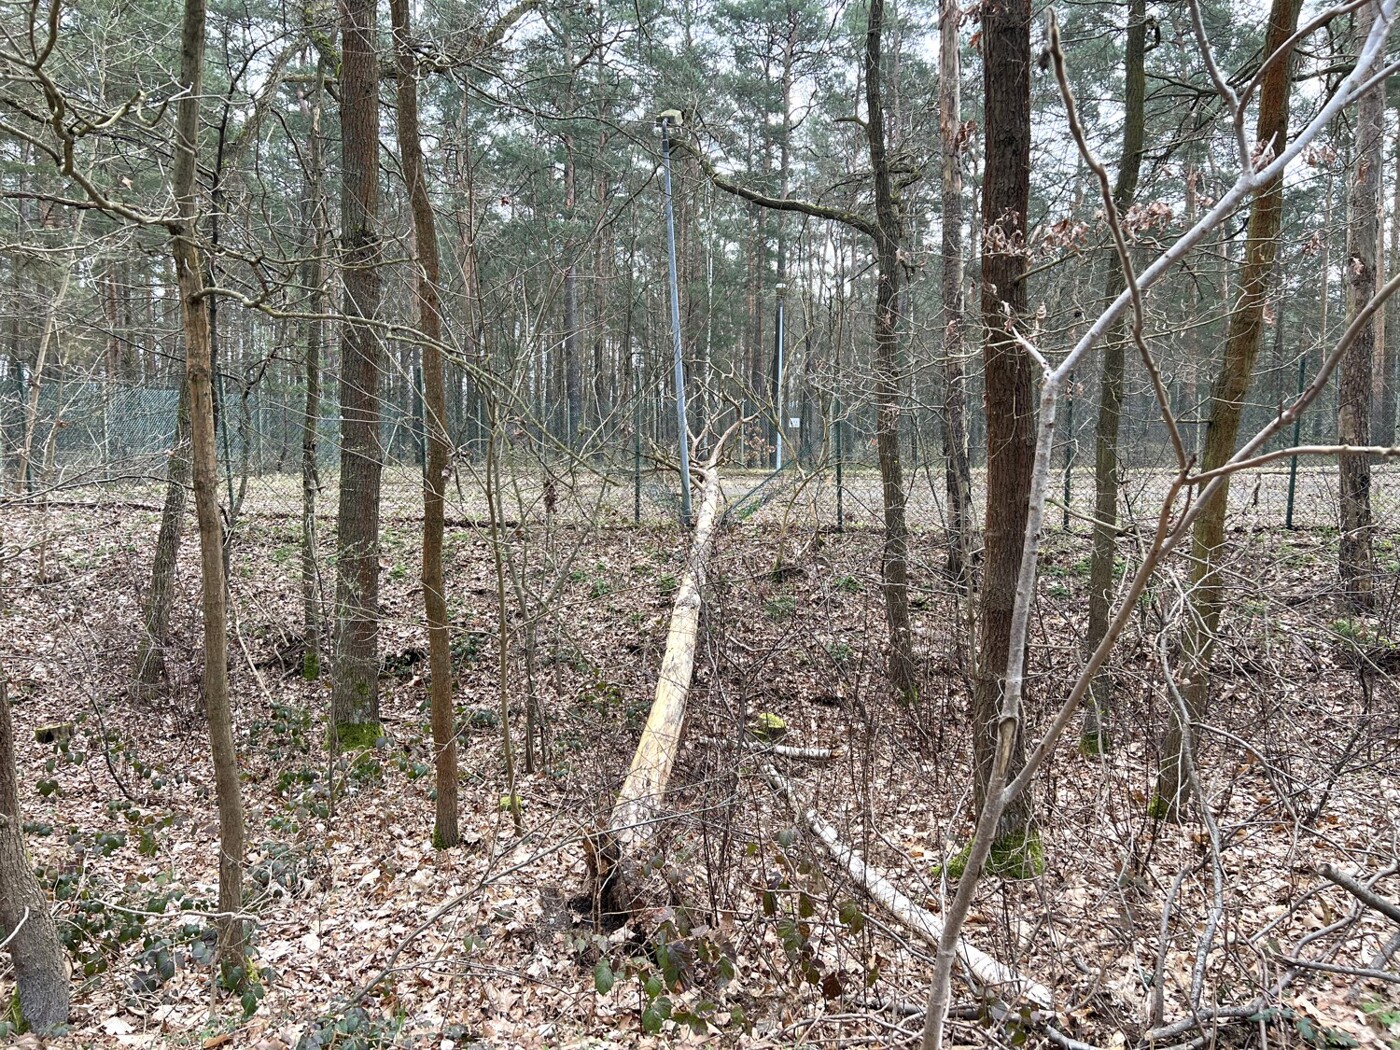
[
  {"xmin": 1081, "ymin": 0, "xmax": 1146, "ymax": 753},
  {"xmin": 172, "ymin": 0, "xmax": 248, "ymax": 978},
  {"xmin": 593, "ymin": 429, "xmax": 735, "ymax": 914},
  {"xmin": 1338, "ymin": 0, "xmax": 1383, "ymax": 610},
  {"xmin": 331, "ymin": 0, "xmax": 386, "ymax": 738},
  {"xmin": 865, "ymin": 0, "xmax": 916, "ymax": 699},
  {"xmin": 938, "ymin": 0, "xmax": 973, "ymax": 586},
  {"xmin": 134, "ymin": 382, "xmax": 191, "ymax": 691},
  {"xmin": 973, "ymin": 0, "xmax": 1035, "ymax": 853},
  {"xmin": 392, "ymin": 0, "xmax": 459, "ymax": 849},
  {"xmin": 0, "ymin": 681, "xmax": 69, "ymax": 1032},
  {"xmin": 1155, "ymin": 0, "xmax": 1303, "ymax": 817}
]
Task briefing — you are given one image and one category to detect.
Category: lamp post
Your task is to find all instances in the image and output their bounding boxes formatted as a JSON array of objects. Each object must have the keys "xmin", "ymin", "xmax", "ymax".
[{"xmin": 657, "ymin": 110, "xmax": 692, "ymax": 525}]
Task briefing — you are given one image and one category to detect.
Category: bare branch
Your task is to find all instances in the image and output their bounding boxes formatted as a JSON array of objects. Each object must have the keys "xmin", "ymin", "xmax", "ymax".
[{"xmin": 679, "ymin": 137, "xmax": 880, "ymax": 240}]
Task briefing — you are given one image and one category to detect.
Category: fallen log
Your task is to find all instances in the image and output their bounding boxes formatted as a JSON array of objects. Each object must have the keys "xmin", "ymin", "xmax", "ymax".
[
  {"xmin": 590, "ymin": 428, "xmax": 736, "ymax": 914},
  {"xmin": 699, "ymin": 735, "xmax": 837, "ymax": 761},
  {"xmin": 764, "ymin": 765, "xmax": 1054, "ymax": 1011}
]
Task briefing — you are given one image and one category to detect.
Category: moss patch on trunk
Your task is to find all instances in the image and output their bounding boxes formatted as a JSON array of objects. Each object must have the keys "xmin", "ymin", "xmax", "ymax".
[{"xmin": 935, "ymin": 829, "xmax": 1045, "ymax": 881}]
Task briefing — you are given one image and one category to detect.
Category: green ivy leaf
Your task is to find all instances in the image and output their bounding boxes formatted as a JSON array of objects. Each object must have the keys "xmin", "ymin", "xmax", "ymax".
[
  {"xmin": 593, "ymin": 960, "xmax": 614, "ymax": 995},
  {"xmin": 838, "ymin": 899, "xmax": 865, "ymax": 934},
  {"xmin": 641, "ymin": 1003, "xmax": 663, "ymax": 1034}
]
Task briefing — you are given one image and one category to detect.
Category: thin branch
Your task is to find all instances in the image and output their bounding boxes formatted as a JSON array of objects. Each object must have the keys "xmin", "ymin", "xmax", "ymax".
[
  {"xmin": 1046, "ymin": 11, "xmax": 1187, "ymax": 469},
  {"xmin": 1185, "ymin": 0, "xmax": 1250, "ymax": 171},
  {"xmin": 0, "ymin": 907, "xmax": 28, "ymax": 951},
  {"xmin": 1320, "ymin": 865, "xmax": 1400, "ymax": 927}
]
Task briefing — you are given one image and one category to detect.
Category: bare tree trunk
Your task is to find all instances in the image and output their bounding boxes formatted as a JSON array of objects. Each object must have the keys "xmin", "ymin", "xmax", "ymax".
[
  {"xmin": 973, "ymin": 0, "xmax": 1035, "ymax": 853},
  {"xmin": 938, "ymin": 0, "xmax": 973, "ymax": 585},
  {"xmin": 1155, "ymin": 0, "xmax": 1303, "ymax": 817},
  {"xmin": 866, "ymin": 0, "xmax": 915, "ymax": 699},
  {"xmin": 299, "ymin": 65, "xmax": 327, "ymax": 682},
  {"xmin": 1382, "ymin": 120, "xmax": 1400, "ymax": 446},
  {"xmin": 0, "ymin": 681, "xmax": 69, "ymax": 1031},
  {"xmin": 1338, "ymin": 1, "xmax": 1383, "ymax": 609},
  {"xmin": 135, "ymin": 382, "xmax": 191, "ymax": 690},
  {"xmin": 331, "ymin": 0, "xmax": 385, "ymax": 738},
  {"xmin": 391, "ymin": 0, "xmax": 459, "ymax": 849},
  {"xmin": 1374, "ymin": 164, "xmax": 1389, "ymax": 440},
  {"xmin": 17, "ymin": 212, "xmax": 83, "ymax": 490},
  {"xmin": 1082, "ymin": 0, "xmax": 1147, "ymax": 753},
  {"xmin": 563, "ymin": 131, "xmax": 582, "ymax": 452},
  {"xmin": 173, "ymin": 0, "xmax": 247, "ymax": 978}
]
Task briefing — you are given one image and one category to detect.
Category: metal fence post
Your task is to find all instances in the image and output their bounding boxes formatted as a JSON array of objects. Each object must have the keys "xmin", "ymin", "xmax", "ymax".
[{"xmin": 1286, "ymin": 349, "xmax": 1305, "ymax": 528}]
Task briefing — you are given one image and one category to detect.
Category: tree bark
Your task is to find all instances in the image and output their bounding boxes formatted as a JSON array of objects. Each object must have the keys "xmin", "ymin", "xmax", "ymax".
[
  {"xmin": 0, "ymin": 681, "xmax": 69, "ymax": 1031},
  {"xmin": 172, "ymin": 0, "xmax": 248, "ymax": 977},
  {"xmin": 299, "ymin": 65, "xmax": 327, "ymax": 682},
  {"xmin": 392, "ymin": 0, "xmax": 459, "ymax": 849},
  {"xmin": 1155, "ymin": 0, "xmax": 1303, "ymax": 816},
  {"xmin": 866, "ymin": 0, "xmax": 916, "ymax": 698},
  {"xmin": 1082, "ymin": 0, "xmax": 1147, "ymax": 753},
  {"xmin": 1338, "ymin": 1, "xmax": 1383, "ymax": 610},
  {"xmin": 1381, "ymin": 121, "xmax": 1400, "ymax": 446},
  {"xmin": 973, "ymin": 0, "xmax": 1035, "ymax": 845},
  {"xmin": 332, "ymin": 0, "xmax": 386, "ymax": 736},
  {"xmin": 938, "ymin": 0, "xmax": 973, "ymax": 585}
]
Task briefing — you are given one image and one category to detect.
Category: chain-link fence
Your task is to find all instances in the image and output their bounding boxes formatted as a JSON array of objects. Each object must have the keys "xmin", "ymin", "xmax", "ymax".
[{"xmin": 4, "ymin": 369, "xmax": 1395, "ymax": 536}]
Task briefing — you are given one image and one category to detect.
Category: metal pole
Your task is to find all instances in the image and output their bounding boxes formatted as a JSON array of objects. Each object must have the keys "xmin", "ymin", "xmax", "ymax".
[
  {"xmin": 633, "ymin": 350, "xmax": 642, "ymax": 525},
  {"xmin": 1061, "ymin": 371, "xmax": 1075, "ymax": 530},
  {"xmin": 835, "ymin": 395, "xmax": 845, "ymax": 533},
  {"xmin": 1286, "ymin": 349, "xmax": 1305, "ymax": 528},
  {"xmin": 775, "ymin": 282, "xmax": 786, "ymax": 470},
  {"xmin": 413, "ymin": 361, "xmax": 426, "ymax": 473},
  {"xmin": 218, "ymin": 369, "xmax": 234, "ymax": 511},
  {"xmin": 660, "ymin": 116, "xmax": 692, "ymax": 526}
]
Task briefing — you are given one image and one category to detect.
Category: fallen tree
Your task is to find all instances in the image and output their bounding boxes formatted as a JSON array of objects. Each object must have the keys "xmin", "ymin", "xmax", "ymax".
[
  {"xmin": 589, "ymin": 426, "xmax": 737, "ymax": 915},
  {"xmin": 764, "ymin": 765, "xmax": 1054, "ymax": 1011}
]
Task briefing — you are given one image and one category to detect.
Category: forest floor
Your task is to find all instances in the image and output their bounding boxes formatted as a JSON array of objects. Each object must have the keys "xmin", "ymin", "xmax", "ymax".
[{"xmin": 2, "ymin": 474, "xmax": 1399, "ymax": 1049}]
